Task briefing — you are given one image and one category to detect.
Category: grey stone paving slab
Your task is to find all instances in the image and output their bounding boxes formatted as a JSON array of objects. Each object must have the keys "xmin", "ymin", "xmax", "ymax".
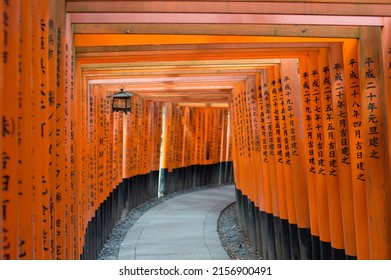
[
  {"xmin": 118, "ymin": 184, "xmax": 235, "ymax": 260},
  {"xmin": 137, "ymin": 253, "xmax": 213, "ymax": 260}
]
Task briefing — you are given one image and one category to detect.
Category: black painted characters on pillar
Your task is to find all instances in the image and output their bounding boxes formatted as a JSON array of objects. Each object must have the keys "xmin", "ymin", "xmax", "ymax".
[
  {"xmin": 283, "ymin": 76, "xmax": 298, "ymax": 158},
  {"xmin": 363, "ymin": 57, "xmax": 381, "ymax": 160},
  {"xmin": 347, "ymin": 58, "xmax": 365, "ymax": 181},
  {"xmin": 322, "ymin": 66, "xmax": 338, "ymax": 177},
  {"xmin": 333, "ymin": 62, "xmax": 351, "ymax": 166},
  {"xmin": 302, "ymin": 71, "xmax": 315, "ymax": 174}
]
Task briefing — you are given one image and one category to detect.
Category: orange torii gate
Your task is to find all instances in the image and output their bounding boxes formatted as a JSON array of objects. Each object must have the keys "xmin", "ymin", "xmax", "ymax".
[
  {"xmin": 2, "ymin": 0, "xmax": 391, "ymax": 261},
  {"xmin": 229, "ymin": 35, "xmax": 391, "ymax": 260}
]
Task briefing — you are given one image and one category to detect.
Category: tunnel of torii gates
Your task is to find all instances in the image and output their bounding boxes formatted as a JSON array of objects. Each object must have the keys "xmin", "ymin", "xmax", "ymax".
[{"xmin": 2, "ymin": 0, "xmax": 391, "ymax": 261}]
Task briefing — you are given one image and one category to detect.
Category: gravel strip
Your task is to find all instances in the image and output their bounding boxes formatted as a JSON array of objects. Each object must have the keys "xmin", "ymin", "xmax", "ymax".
[
  {"xmin": 98, "ymin": 185, "xmax": 260, "ymax": 260},
  {"xmin": 217, "ymin": 202, "xmax": 261, "ymax": 260}
]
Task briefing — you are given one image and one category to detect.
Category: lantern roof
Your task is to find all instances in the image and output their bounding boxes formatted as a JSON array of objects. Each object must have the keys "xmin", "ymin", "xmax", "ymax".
[{"xmin": 107, "ymin": 87, "xmax": 135, "ymax": 98}]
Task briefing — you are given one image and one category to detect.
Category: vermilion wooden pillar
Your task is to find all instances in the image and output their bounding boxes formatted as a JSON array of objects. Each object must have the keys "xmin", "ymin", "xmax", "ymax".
[
  {"xmin": 342, "ymin": 39, "xmax": 370, "ymax": 259},
  {"xmin": 255, "ymin": 75, "xmax": 270, "ymax": 259},
  {"xmin": 259, "ymin": 69, "xmax": 277, "ymax": 259},
  {"xmin": 382, "ymin": 18, "xmax": 391, "ymax": 224},
  {"xmin": 40, "ymin": 0, "xmax": 54, "ymax": 259},
  {"xmin": 18, "ymin": 0, "xmax": 34, "ymax": 260},
  {"xmin": 382, "ymin": 17, "xmax": 391, "ymax": 258},
  {"xmin": 298, "ymin": 55, "xmax": 320, "ymax": 259},
  {"xmin": 48, "ymin": 0, "xmax": 57, "ymax": 260},
  {"xmin": 275, "ymin": 63, "xmax": 299, "ymax": 260},
  {"xmin": 245, "ymin": 75, "xmax": 261, "ymax": 251},
  {"xmin": 48, "ymin": 0, "xmax": 67, "ymax": 260},
  {"xmin": 270, "ymin": 65, "xmax": 291, "ymax": 260},
  {"xmin": 64, "ymin": 9, "xmax": 75, "ymax": 260},
  {"xmin": 381, "ymin": 19, "xmax": 391, "ymax": 255},
  {"xmin": 308, "ymin": 51, "xmax": 332, "ymax": 259},
  {"xmin": 359, "ymin": 26, "xmax": 391, "ymax": 259},
  {"xmin": 327, "ymin": 44, "xmax": 353, "ymax": 259},
  {"xmin": 0, "ymin": 0, "xmax": 3, "ymax": 259},
  {"xmin": 280, "ymin": 58, "xmax": 312, "ymax": 260},
  {"xmin": 246, "ymin": 76, "xmax": 260, "ymax": 210},
  {"xmin": 75, "ymin": 57, "xmax": 84, "ymax": 259},
  {"xmin": 32, "ymin": 0, "xmax": 45, "ymax": 260},
  {"xmin": 229, "ymin": 91, "xmax": 240, "ymax": 193},
  {"xmin": 253, "ymin": 72, "xmax": 265, "ymax": 213},
  {"xmin": 265, "ymin": 67, "xmax": 284, "ymax": 259},
  {"xmin": 252, "ymin": 73, "xmax": 265, "ymax": 255},
  {"xmin": 56, "ymin": 0, "xmax": 67, "ymax": 260},
  {"xmin": 2, "ymin": 0, "xmax": 20, "ymax": 260},
  {"xmin": 317, "ymin": 48, "xmax": 343, "ymax": 259},
  {"xmin": 233, "ymin": 83, "xmax": 246, "ymax": 200}
]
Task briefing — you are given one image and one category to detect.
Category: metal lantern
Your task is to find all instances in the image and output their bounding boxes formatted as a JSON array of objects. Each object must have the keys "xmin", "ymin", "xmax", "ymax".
[{"xmin": 108, "ymin": 87, "xmax": 135, "ymax": 114}]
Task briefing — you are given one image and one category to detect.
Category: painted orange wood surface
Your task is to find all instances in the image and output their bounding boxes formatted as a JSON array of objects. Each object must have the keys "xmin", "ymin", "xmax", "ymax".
[
  {"xmin": 253, "ymin": 74, "xmax": 266, "ymax": 213},
  {"xmin": 280, "ymin": 59, "xmax": 311, "ymax": 231},
  {"xmin": 247, "ymin": 75, "xmax": 261, "ymax": 208},
  {"xmin": 230, "ymin": 89, "xmax": 242, "ymax": 195},
  {"xmin": 381, "ymin": 19, "xmax": 391, "ymax": 259},
  {"xmin": 2, "ymin": 0, "xmax": 391, "ymax": 261},
  {"xmin": 271, "ymin": 65, "xmax": 289, "ymax": 222},
  {"xmin": 257, "ymin": 71, "xmax": 273, "ymax": 217},
  {"xmin": 309, "ymin": 51, "xmax": 332, "ymax": 249},
  {"xmin": 327, "ymin": 43, "xmax": 354, "ymax": 254},
  {"xmin": 298, "ymin": 55, "xmax": 320, "ymax": 243},
  {"xmin": 320, "ymin": 46, "xmax": 346, "ymax": 252},
  {"xmin": 343, "ymin": 39, "xmax": 370, "ymax": 259},
  {"xmin": 0, "ymin": 0, "xmax": 3, "ymax": 260},
  {"xmin": 265, "ymin": 68, "xmax": 281, "ymax": 222},
  {"xmin": 18, "ymin": 0, "xmax": 34, "ymax": 260},
  {"xmin": 2, "ymin": 0, "xmax": 19, "ymax": 260},
  {"xmin": 359, "ymin": 27, "xmax": 391, "ymax": 259},
  {"xmin": 276, "ymin": 63, "xmax": 297, "ymax": 228}
]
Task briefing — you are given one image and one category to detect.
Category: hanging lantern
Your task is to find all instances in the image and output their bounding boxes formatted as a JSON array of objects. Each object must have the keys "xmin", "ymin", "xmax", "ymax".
[{"xmin": 107, "ymin": 87, "xmax": 135, "ymax": 114}]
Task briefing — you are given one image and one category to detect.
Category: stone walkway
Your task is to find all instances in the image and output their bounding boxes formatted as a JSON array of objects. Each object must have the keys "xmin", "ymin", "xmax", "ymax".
[{"xmin": 118, "ymin": 185, "xmax": 236, "ymax": 260}]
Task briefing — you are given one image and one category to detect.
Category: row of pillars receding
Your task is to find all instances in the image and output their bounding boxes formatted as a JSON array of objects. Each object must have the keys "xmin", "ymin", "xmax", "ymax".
[
  {"xmin": 2, "ymin": 0, "xmax": 391, "ymax": 261},
  {"xmin": 231, "ymin": 26, "xmax": 391, "ymax": 260},
  {"xmin": 0, "ymin": 0, "xmax": 235, "ymax": 259}
]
